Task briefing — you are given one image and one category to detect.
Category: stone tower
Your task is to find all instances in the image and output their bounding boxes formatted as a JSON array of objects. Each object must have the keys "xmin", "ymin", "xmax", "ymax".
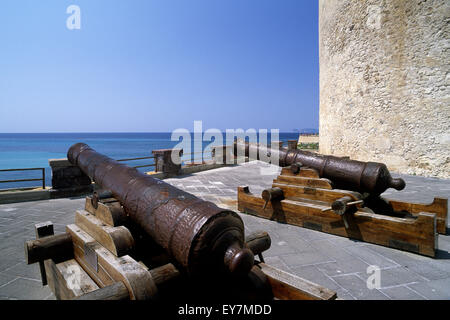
[{"xmin": 319, "ymin": 0, "xmax": 449, "ymax": 178}]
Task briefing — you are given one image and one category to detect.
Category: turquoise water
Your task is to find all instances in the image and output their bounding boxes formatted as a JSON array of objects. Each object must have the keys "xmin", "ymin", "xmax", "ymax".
[{"xmin": 0, "ymin": 132, "xmax": 306, "ymax": 189}]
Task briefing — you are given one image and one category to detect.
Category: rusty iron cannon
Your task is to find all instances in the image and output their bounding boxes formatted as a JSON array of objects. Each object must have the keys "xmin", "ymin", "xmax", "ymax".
[
  {"xmin": 23, "ymin": 143, "xmax": 340, "ymax": 300},
  {"xmin": 233, "ymin": 141, "xmax": 405, "ymax": 195},
  {"xmin": 67, "ymin": 143, "xmax": 254, "ymax": 277},
  {"xmin": 235, "ymin": 141, "xmax": 448, "ymax": 257}
]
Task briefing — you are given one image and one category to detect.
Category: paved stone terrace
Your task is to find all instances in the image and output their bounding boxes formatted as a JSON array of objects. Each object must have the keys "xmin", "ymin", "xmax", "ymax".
[{"xmin": 0, "ymin": 161, "xmax": 449, "ymax": 300}]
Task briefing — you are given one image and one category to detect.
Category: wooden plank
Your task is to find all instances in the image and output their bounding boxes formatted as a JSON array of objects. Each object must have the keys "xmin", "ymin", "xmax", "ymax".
[
  {"xmin": 74, "ymin": 281, "xmax": 129, "ymax": 300},
  {"xmin": 148, "ymin": 263, "xmax": 180, "ymax": 287},
  {"xmin": 44, "ymin": 258, "xmax": 99, "ymax": 300},
  {"xmin": 75, "ymin": 210, "xmax": 134, "ymax": 257},
  {"xmin": 85, "ymin": 196, "xmax": 127, "ymax": 227},
  {"xmin": 388, "ymin": 197, "xmax": 448, "ymax": 235},
  {"xmin": 258, "ymin": 263, "xmax": 336, "ymax": 300},
  {"xmin": 66, "ymin": 224, "xmax": 158, "ymax": 300},
  {"xmin": 72, "ymin": 241, "xmax": 115, "ymax": 287},
  {"xmin": 68, "ymin": 224, "xmax": 124, "ymax": 288},
  {"xmin": 96, "ymin": 248, "xmax": 158, "ymax": 300},
  {"xmin": 280, "ymin": 167, "xmax": 320, "ymax": 178},
  {"xmin": 272, "ymin": 183, "xmax": 362, "ymax": 203},
  {"xmin": 238, "ymin": 186, "xmax": 437, "ymax": 257},
  {"xmin": 274, "ymin": 175, "xmax": 333, "ymax": 189}
]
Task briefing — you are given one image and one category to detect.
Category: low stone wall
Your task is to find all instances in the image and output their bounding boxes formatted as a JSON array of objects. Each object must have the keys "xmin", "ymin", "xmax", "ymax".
[
  {"xmin": 0, "ymin": 148, "xmax": 249, "ymax": 204},
  {"xmin": 49, "ymin": 159, "xmax": 91, "ymax": 189},
  {"xmin": 0, "ymin": 188, "xmax": 50, "ymax": 204},
  {"xmin": 48, "ymin": 159, "xmax": 93, "ymax": 197},
  {"xmin": 298, "ymin": 135, "xmax": 319, "ymax": 144}
]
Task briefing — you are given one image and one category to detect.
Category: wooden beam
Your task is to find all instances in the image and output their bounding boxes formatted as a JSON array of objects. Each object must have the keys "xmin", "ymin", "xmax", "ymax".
[
  {"xmin": 148, "ymin": 263, "xmax": 180, "ymax": 287},
  {"xmin": 388, "ymin": 197, "xmax": 448, "ymax": 234},
  {"xmin": 280, "ymin": 167, "xmax": 320, "ymax": 178},
  {"xmin": 45, "ymin": 258, "xmax": 99, "ymax": 300},
  {"xmin": 258, "ymin": 263, "xmax": 336, "ymax": 300},
  {"xmin": 73, "ymin": 281, "xmax": 129, "ymax": 300},
  {"xmin": 85, "ymin": 196, "xmax": 127, "ymax": 227},
  {"xmin": 25, "ymin": 233, "xmax": 73, "ymax": 264},
  {"xmin": 272, "ymin": 183, "xmax": 362, "ymax": 203},
  {"xmin": 70, "ymin": 227, "xmax": 115, "ymax": 288},
  {"xmin": 66, "ymin": 224, "xmax": 158, "ymax": 300},
  {"xmin": 75, "ymin": 210, "xmax": 134, "ymax": 257},
  {"xmin": 274, "ymin": 175, "xmax": 333, "ymax": 189}
]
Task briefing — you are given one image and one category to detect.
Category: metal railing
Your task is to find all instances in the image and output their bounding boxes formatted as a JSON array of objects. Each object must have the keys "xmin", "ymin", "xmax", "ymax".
[
  {"xmin": 0, "ymin": 168, "xmax": 46, "ymax": 189},
  {"xmin": 116, "ymin": 156, "xmax": 156, "ymax": 169}
]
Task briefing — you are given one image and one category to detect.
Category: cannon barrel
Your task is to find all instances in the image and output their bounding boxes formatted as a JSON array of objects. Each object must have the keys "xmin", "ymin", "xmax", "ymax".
[
  {"xmin": 234, "ymin": 141, "xmax": 405, "ymax": 195},
  {"xmin": 67, "ymin": 143, "xmax": 254, "ymax": 276}
]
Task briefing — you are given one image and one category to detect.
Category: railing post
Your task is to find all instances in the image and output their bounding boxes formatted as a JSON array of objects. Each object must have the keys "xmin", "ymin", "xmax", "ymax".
[
  {"xmin": 287, "ymin": 140, "xmax": 298, "ymax": 150},
  {"xmin": 152, "ymin": 149, "xmax": 183, "ymax": 177},
  {"xmin": 42, "ymin": 168, "xmax": 45, "ymax": 189},
  {"xmin": 48, "ymin": 159, "xmax": 92, "ymax": 198}
]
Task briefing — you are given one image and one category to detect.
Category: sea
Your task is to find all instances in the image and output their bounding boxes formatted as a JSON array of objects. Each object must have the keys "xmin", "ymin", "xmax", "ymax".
[{"xmin": 0, "ymin": 132, "xmax": 313, "ymax": 189}]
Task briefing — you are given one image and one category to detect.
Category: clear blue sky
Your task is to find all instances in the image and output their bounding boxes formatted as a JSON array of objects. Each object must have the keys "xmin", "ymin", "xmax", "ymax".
[{"xmin": 0, "ymin": 0, "xmax": 318, "ymax": 133}]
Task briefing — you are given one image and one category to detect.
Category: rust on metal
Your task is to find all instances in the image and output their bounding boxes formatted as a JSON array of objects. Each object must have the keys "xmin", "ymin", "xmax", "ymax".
[
  {"xmin": 234, "ymin": 141, "xmax": 405, "ymax": 195},
  {"xmin": 91, "ymin": 189, "xmax": 113, "ymax": 209},
  {"xmin": 261, "ymin": 187, "xmax": 284, "ymax": 210},
  {"xmin": 290, "ymin": 162, "xmax": 303, "ymax": 174},
  {"xmin": 67, "ymin": 143, "xmax": 254, "ymax": 277}
]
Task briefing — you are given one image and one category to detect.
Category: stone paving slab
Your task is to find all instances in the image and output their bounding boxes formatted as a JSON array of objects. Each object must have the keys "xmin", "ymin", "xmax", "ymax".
[{"xmin": 0, "ymin": 161, "xmax": 449, "ymax": 300}]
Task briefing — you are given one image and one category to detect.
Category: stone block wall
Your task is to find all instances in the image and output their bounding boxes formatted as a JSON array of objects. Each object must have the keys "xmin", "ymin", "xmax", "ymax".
[
  {"xmin": 319, "ymin": 0, "xmax": 449, "ymax": 178},
  {"xmin": 48, "ymin": 159, "xmax": 92, "ymax": 196}
]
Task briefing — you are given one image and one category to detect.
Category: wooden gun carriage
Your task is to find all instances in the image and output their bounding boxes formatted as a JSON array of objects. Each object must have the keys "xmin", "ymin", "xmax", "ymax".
[
  {"xmin": 238, "ymin": 164, "xmax": 448, "ymax": 257},
  {"xmin": 25, "ymin": 194, "xmax": 337, "ymax": 300},
  {"xmin": 24, "ymin": 143, "xmax": 338, "ymax": 300}
]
